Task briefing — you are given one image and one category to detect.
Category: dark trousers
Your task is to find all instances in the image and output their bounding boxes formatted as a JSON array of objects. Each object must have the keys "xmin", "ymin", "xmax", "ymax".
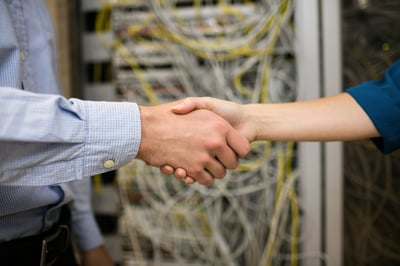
[{"xmin": 0, "ymin": 206, "xmax": 78, "ymax": 266}]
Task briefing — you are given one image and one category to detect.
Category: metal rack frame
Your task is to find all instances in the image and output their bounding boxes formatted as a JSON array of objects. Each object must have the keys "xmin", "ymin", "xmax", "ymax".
[{"xmin": 296, "ymin": 1, "xmax": 343, "ymax": 265}]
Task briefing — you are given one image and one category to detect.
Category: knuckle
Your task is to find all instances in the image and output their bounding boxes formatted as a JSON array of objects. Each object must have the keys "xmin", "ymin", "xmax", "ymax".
[
  {"xmin": 198, "ymin": 153, "xmax": 212, "ymax": 165},
  {"xmin": 190, "ymin": 166, "xmax": 203, "ymax": 177},
  {"xmin": 206, "ymin": 138, "xmax": 224, "ymax": 151},
  {"xmin": 192, "ymin": 170, "xmax": 201, "ymax": 178}
]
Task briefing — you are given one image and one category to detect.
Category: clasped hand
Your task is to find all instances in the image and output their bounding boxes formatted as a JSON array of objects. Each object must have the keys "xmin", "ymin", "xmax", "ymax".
[{"xmin": 136, "ymin": 99, "xmax": 250, "ymax": 186}]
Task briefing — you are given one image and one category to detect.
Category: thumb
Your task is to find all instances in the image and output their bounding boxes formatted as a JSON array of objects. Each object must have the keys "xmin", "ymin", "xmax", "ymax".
[{"xmin": 171, "ymin": 97, "xmax": 211, "ymax": 114}]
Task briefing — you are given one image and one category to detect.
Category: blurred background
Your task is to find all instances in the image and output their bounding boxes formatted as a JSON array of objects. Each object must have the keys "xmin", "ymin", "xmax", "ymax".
[{"xmin": 46, "ymin": 0, "xmax": 400, "ymax": 265}]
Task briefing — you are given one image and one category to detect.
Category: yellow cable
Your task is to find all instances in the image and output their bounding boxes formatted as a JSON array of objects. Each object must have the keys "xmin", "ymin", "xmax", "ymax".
[
  {"xmin": 104, "ymin": 1, "xmax": 299, "ymax": 265},
  {"xmin": 152, "ymin": 6, "xmax": 282, "ymax": 59},
  {"xmin": 260, "ymin": 61, "xmax": 271, "ymax": 103},
  {"xmin": 285, "ymin": 142, "xmax": 299, "ymax": 266},
  {"xmin": 114, "ymin": 39, "xmax": 160, "ymax": 105},
  {"xmin": 93, "ymin": 174, "xmax": 103, "ymax": 193},
  {"xmin": 96, "ymin": 3, "xmax": 160, "ymax": 105}
]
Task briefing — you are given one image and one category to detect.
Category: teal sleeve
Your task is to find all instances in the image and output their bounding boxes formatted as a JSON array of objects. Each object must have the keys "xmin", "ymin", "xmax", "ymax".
[{"xmin": 346, "ymin": 60, "xmax": 400, "ymax": 154}]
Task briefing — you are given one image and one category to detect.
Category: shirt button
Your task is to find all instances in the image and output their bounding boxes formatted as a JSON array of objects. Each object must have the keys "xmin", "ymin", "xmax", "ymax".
[
  {"xmin": 20, "ymin": 52, "xmax": 26, "ymax": 61},
  {"xmin": 103, "ymin": 160, "xmax": 115, "ymax": 169}
]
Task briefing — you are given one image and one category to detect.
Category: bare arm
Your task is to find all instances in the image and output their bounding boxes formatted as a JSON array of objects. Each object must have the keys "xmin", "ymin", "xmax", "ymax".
[
  {"xmin": 172, "ymin": 93, "xmax": 379, "ymax": 142},
  {"xmin": 163, "ymin": 93, "xmax": 379, "ymax": 182},
  {"xmin": 242, "ymin": 93, "xmax": 379, "ymax": 142}
]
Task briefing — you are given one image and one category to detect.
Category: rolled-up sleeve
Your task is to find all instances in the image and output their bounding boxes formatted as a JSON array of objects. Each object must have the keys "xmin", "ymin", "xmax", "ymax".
[{"xmin": 346, "ymin": 60, "xmax": 400, "ymax": 154}]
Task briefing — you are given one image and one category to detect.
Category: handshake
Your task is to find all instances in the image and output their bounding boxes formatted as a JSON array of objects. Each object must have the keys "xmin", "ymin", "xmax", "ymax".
[
  {"xmin": 136, "ymin": 93, "xmax": 380, "ymax": 185},
  {"xmin": 136, "ymin": 97, "xmax": 254, "ymax": 186}
]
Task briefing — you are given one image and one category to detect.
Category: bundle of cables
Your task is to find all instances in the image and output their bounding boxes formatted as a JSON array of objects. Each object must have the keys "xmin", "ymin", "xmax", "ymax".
[{"xmin": 95, "ymin": 0, "xmax": 313, "ymax": 265}]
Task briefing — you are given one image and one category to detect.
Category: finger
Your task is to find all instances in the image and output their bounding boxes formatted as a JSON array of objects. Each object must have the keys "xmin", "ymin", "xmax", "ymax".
[
  {"xmin": 184, "ymin": 176, "xmax": 196, "ymax": 184},
  {"xmin": 215, "ymin": 147, "xmax": 239, "ymax": 170},
  {"xmin": 204, "ymin": 158, "xmax": 227, "ymax": 179},
  {"xmin": 162, "ymin": 166, "xmax": 197, "ymax": 184},
  {"xmin": 190, "ymin": 168, "xmax": 215, "ymax": 186},
  {"xmin": 171, "ymin": 98, "xmax": 197, "ymax": 114},
  {"xmin": 174, "ymin": 168, "xmax": 187, "ymax": 180},
  {"xmin": 211, "ymin": 133, "xmax": 241, "ymax": 169},
  {"xmin": 160, "ymin": 165, "xmax": 174, "ymax": 175},
  {"xmin": 226, "ymin": 129, "xmax": 251, "ymax": 158},
  {"xmin": 171, "ymin": 97, "xmax": 212, "ymax": 115}
]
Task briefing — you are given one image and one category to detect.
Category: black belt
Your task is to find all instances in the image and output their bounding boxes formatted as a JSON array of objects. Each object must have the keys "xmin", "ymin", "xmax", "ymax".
[{"xmin": 0, "ymin": 206, "xmax": 72, "ymax": 266}]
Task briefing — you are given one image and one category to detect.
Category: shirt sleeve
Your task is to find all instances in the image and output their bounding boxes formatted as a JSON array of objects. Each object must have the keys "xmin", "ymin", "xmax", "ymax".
[
  {"xmin": 67, "ymin": 178, "xmax": 103, "ymax": 252},
  {"xmin": 346, "ymin": 60, "xmax": 400, "ymax": 154},
  {"xmin": 0, "ymin": 87, "xmax": 142, "ymax": 185}
]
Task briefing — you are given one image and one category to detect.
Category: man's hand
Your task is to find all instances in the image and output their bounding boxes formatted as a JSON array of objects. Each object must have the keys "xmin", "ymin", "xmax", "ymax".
[{"xmin": 136, "ymin": 100, "xmax": 250, "ymax": 186}]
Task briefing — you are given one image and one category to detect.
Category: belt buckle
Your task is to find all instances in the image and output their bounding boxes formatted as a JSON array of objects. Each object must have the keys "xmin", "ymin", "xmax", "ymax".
[{"xmin": 40, "ymin": 225, "xmax": 70, "ymax": 266}]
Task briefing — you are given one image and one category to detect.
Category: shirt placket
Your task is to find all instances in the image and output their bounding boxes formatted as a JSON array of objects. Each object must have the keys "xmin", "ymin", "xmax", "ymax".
[{"xmin": 6, "ymin": 0, "xmax": 31, "ymax": 90}]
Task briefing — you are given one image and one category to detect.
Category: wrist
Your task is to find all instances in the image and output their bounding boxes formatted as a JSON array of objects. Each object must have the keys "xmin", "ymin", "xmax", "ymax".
[
  {"xmin": 242, "ymin": 104, "xmax": 259, "ymax": 142},
  {"xmin": 136, "ymin": 105, "xmax": 153, "ymax": 160}
]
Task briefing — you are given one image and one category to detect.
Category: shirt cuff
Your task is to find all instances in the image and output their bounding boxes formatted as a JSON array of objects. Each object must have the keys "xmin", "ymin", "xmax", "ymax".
[{"xmin": 79, "ymin": 100, "xmax": 141, "ymax": 177}]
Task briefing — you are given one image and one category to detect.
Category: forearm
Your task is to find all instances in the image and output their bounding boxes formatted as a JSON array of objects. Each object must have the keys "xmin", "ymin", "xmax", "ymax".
[{"xmin": 244, "ymin": 93, "xmax": 379, "ymax": 142}]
